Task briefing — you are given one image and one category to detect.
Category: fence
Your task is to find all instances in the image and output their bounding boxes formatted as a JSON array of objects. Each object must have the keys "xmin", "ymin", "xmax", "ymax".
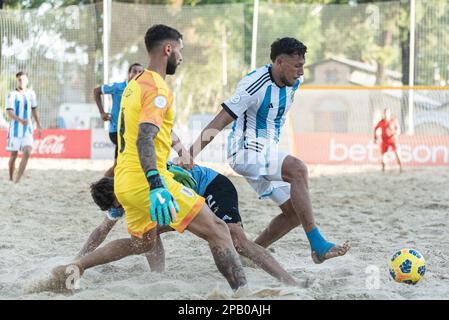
[
  {"xmin": 289, "ymin": 86, "xmax": 449, "ymax": 166},
  {"xmin": 1, "ymin": 1, "xmax": 449, "ymax": 165}
]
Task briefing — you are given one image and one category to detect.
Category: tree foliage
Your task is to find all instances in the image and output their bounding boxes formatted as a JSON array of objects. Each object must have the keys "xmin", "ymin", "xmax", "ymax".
[{"xmin": 1, "ymin": 0, "xmax": 449, "ymax": 125}]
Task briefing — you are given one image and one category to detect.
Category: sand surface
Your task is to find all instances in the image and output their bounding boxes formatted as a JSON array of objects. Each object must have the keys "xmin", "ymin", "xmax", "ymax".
[{"xmin": 0, "ymin": 158, "xmax": 448, "ymax": 299}]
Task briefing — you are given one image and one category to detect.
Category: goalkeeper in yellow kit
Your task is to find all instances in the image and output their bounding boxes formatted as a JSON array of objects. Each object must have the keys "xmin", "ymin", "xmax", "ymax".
[{"xmin": 44, "ymin": 25, "xmax": 247, "ymax": 293}]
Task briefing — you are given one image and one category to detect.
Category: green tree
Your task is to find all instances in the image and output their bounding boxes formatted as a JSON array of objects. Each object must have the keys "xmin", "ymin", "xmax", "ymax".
[
  {"xmin": 106, "ymin": 2, "xmax": 247, "ymax": 120},
  {"xmin": 414, "ymin": 1, "xmax": 449, "ymax": 85},
  {"xmin": 1, "ymin": 2, "xmax": 102, "ymax": 126}
]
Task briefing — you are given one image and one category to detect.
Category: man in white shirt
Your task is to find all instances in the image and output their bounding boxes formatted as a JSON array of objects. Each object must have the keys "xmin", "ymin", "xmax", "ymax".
[
  {"xmin": 5, "ymin": 71, "xmax": 42, "ymax": 183},
  {"xmin": 188, "ymin": 38, "xmax": 350, "ymax": 264}
]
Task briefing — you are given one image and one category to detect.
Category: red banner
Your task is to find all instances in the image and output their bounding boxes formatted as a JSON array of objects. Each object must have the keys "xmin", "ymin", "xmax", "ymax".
[
  {"xmin": 0, "ymin": 129, "xmax": 91, "ymax": 158},
  {"xmin": 293, "ymin": 133, "xmax": 449, "ymax": 166}
]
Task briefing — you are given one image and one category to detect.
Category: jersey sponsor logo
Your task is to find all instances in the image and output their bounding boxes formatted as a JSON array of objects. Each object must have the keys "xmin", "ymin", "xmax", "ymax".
[
  {"xmin": 180, "ymin": 186, "xmax": 194, "ymax": 198},
  {"xmin": 206, "ymin": 194, "xmax": 217, "ymax": 211},
  {"xmin": 222, "ymin": 214, "xmax": 232, "ymax": 221},
  {"xmin": 154, "ymin": 96, "xmax": 167, "ymax": 109},
  {"xmin": 93, "ymin": 141, "xmax": 115, "ymax": 149},
  {"xmin": 230, "ymin": 94, "xmax": 241, "ymax": 104}
]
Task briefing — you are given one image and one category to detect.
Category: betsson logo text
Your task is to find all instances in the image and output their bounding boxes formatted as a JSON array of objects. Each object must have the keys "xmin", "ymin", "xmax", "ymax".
[{"xmin": 329, "ymin": 139, "xmax": 449, "ymax": 164}]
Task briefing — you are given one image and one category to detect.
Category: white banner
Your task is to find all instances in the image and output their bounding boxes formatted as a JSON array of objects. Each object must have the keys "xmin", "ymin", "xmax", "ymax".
[{"xmin": 91, "ymin": 129, "xmax": 115, "ymax": 160}]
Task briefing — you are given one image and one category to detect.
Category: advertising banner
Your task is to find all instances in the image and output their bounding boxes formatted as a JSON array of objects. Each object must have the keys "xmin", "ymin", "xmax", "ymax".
[
  {"xmin": 0, "ymin": 129, "xmax": 91, "ymax": 159},
  {"xmin": 293, "ymin": 133, "xmax": 449, "ymax": 166},
  {"xmin": 91, "ymin": 129, "xmax": 116, "ymax": 160}
]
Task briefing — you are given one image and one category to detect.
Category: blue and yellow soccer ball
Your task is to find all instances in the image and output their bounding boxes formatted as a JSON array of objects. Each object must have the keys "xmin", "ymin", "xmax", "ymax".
[{"xmin": 389, "ymin": 248, "xmax": 426, "ymax": 285}]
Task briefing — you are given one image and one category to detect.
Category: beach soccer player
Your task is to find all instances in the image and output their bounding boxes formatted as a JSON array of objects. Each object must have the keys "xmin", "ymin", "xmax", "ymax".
[
  {"xmin": 187, "ymin": 37, "xmax": 350, "ymax": 264},
  {"xmin": 83, "ymin": 161, "xmax": 298, "ymax": 285},
  {"xmin": 94, "ymin": 62, "xmax": 144, "ymax": 177},
  {"xmin": 5, "ymin": 71, "xmax": 42, "ymax": 183},
  {"xmin": 45, "ymin": 24, "xmax": 247, "ymax": 293},
  {"xmin": 374, "ymin": 108, "xmax": 403, "ymax": 173}
]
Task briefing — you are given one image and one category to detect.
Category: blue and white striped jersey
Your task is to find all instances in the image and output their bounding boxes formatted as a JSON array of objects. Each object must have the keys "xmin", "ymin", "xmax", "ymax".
[
  {"xmin": 6, "ymin": 89, "xmax": 37, "ymax": 139},
  {"xmin": 222, "ymin": 65, "xmax": 300, "ymax": 158}
]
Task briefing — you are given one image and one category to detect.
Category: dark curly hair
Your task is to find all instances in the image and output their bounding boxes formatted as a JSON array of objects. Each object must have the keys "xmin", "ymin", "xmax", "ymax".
[
  {"xmin": 90, "ymin": 177, "xmax": 115, "ymax": 211},
  {"xmin": 270, "ymin": 37, "xmax": 307, "ymax": 62},
  {"xmin": 145, "ymin": 24, "xmax": 183, "ymax": 53}
]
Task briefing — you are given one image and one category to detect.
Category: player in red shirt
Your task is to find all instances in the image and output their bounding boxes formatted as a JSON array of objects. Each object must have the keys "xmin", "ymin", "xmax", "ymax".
[{"xmin": 374, "ymin": 108, "xmax": 403, "ymax": 173}]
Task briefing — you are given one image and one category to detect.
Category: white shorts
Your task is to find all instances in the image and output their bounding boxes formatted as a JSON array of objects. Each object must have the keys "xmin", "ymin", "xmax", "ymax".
[
  {"xmin": 6, "ymin": 135, "xmax": 34, "ymax": 152},
  {"xmin": 229, "ymin": 147, "xmax": 291, "ymax": 206}
]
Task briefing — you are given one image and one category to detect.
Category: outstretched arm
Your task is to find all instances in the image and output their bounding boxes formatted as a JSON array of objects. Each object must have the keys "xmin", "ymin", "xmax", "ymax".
[
  {"xmin": 189, "ymin": 108, "xmax": 234, "ymax": 160},
  {"xmin": 171, "ymin": 130, "xmax": 194, "ymax": 170},
  {"xmin": 188, "ymin": 75, "xmax": 256, "ymax": 161},
  {"xmin": 171, "ymin": 130, "xmax": 190, "ymax": 158},
  {"xmin": 76, "ymin": 218, "xmax": 117, "ymax": 259}
]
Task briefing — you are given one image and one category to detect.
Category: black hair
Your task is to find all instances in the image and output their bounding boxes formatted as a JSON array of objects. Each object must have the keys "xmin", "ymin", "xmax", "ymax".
[
  {"xmin": 128, "ymin": 62, "xmax": 143, "ymax": 73},
  {"xmin": 90, "ymin": 177, "xmax": 115, "ymax": 211},
  {"xmin": 144, "ymin": 24, "xmax": 183, "ymax": 53},
  {"xmin": 270, "ymin": 37, "xmax": 307, "ymax": 62},
  {"xmin": 16, "ymin": 71, "xmax": 27, "ymax": 78}
]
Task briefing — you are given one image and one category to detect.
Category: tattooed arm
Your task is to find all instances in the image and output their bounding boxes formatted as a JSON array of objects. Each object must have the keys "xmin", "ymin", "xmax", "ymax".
[
  {"xmin": 137, "ymin": 122, "xmax": 160, "ymax": 176},
  {"xmin": 138, "ymin": 122, "xmax": 179, "ymax": 225}
]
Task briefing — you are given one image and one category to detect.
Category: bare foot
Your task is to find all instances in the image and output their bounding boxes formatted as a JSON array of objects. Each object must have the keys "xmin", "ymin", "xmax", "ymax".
[
  {"xmin": 33, "ymin": 263, "xmax": 84, "ymax": 294},
  {"xmin": 311, "ymin": 241, "xmax": 351, "ymax": 264}
]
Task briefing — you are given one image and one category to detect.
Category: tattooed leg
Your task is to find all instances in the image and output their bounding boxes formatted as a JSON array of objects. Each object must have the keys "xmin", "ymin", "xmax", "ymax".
[
  {"xmin": 186, "ymin": 204, "xmax": 247, "ymax": 291},
  {"xmin": 210, "ymin": 246, "xmax": 247, "ymax": 291}
]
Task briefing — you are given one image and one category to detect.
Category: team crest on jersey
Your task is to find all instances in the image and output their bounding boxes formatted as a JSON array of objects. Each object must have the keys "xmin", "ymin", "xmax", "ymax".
[
  {"xmin": 180, "ymin": 186, "xmax": 194, "ymax": 198},
  {"xmin": 124, "ymin": 87, "xmax": 133, "ymax": 98},
  {"xmin": 154, "ymin": 96, "xmax": 167, "ymax": 109},
  {"xmin": 230, "ymin": 94, "xmax": 241, "ymax": 104}
]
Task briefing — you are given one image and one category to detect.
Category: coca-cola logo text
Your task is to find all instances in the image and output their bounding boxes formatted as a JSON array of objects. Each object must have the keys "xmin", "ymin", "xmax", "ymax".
[{"xmin": 33, "ymin": 135, "xmax": 66, "ymax": 154}]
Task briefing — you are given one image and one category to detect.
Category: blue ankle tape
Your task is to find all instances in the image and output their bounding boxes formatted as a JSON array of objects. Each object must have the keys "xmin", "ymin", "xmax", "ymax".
[{"xmin": 306, "ymin": 227, "xmax": 335, "ymax": 257}]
